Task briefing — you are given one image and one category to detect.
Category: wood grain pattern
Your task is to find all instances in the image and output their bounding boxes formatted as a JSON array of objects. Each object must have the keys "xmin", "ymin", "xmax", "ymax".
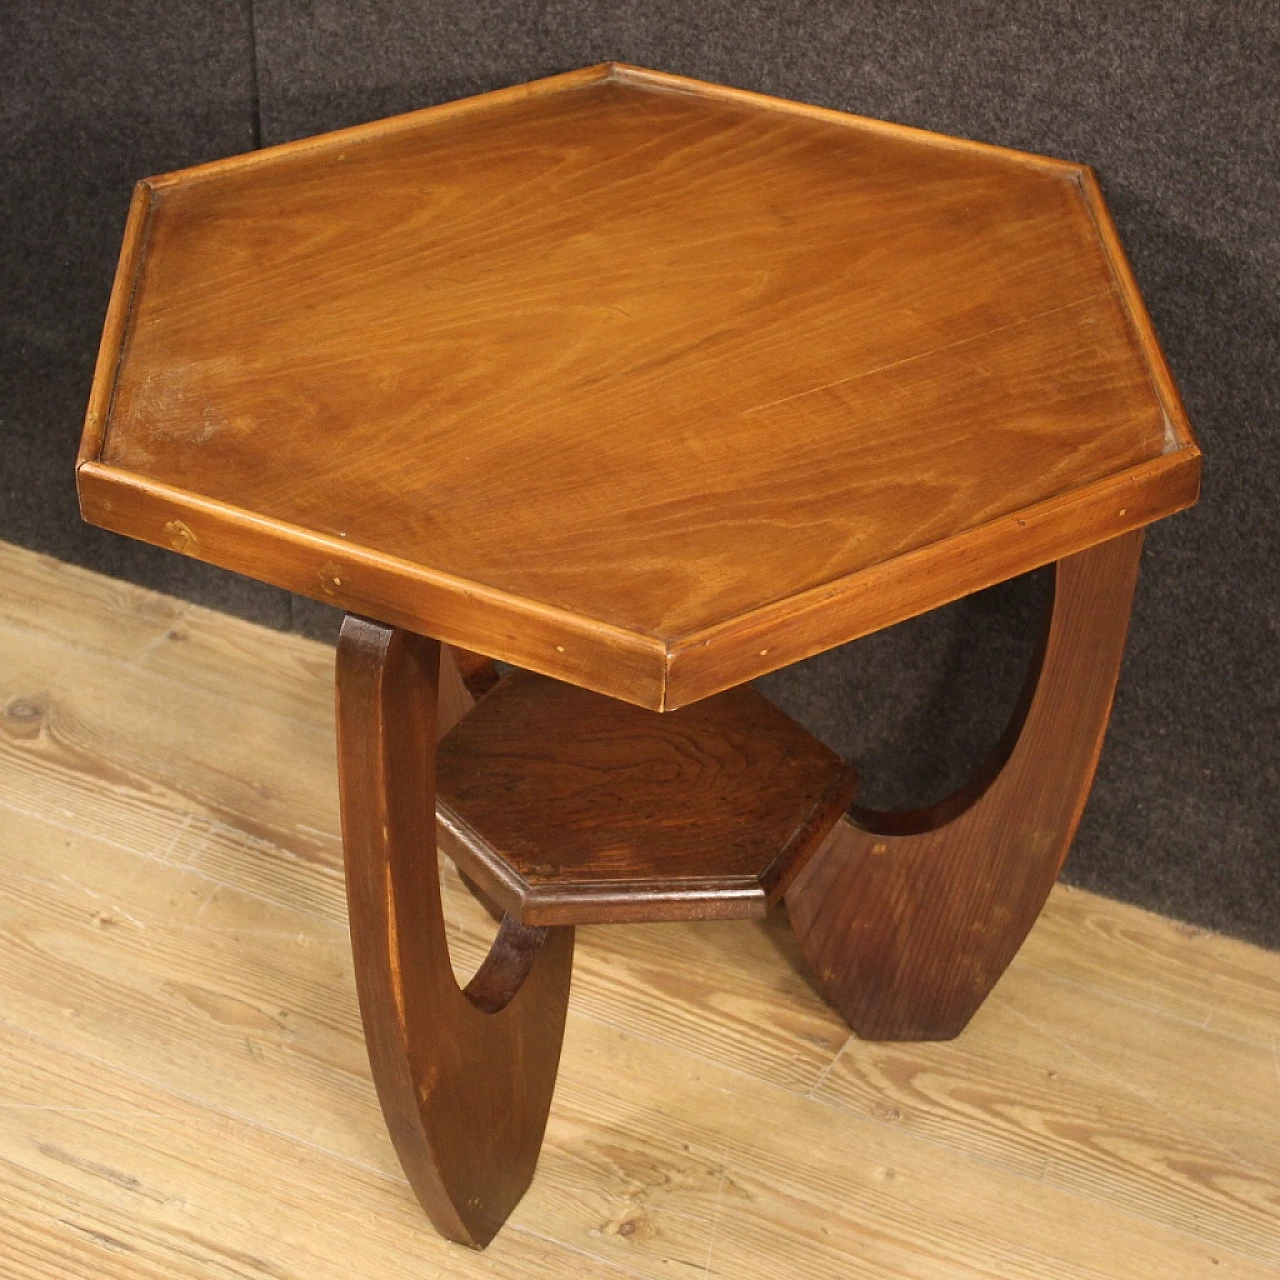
[
  {"xmin": 0, "ymin": 540, "xmax": 187, "ymax": 663},
  {"xmin": 1018, "ymin": 886, "xmax": 1280, "ymax": 1045},
  {"xmin": 2, "ymin": 541, "xmax": 1278, "ymax": 1280},
  {"xmin": 448, "ymin": 646, "xmax": 501, "ymax": 699},
  {"xmin": 78, "ymin": 64, "xmax": 1199, "ymax": 710},
  {"xmin": 813, "ymin": 960, "xmax": 1280, "ymax": 1238},
  {"xmin": 786, "ymin": 529, "xmax": 1145, "ymax": 1040},
  {"xmin": 436, "ymin": 671, "xmax": 857, "ymax": 925},
  {"xmin": 77, "ymin": 181, "xmax": 152, "ymax": 468},
  {"xmin": 336, "ymin": 618, "xmax": 574, "ymax": 1246},
  {"xmin": 663, "ymin": 451, "xmax": 1193, "ymax": 707}
]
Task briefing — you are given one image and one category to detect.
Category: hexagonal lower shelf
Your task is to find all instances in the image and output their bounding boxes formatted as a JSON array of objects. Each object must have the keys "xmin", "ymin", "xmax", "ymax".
[{"xmin": 436, "ymin": 672, "xmax": 858, "ymax": 926}]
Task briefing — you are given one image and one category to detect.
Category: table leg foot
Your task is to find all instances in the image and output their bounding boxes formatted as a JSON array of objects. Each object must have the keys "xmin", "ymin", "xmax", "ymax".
[
  {"xmin": 785, "ymin": 530, "xmax": 1144, "ymax": 1041},
  {"xmin": 337, "ymin": 617, "xmax": 574, "ymax": 1247}
]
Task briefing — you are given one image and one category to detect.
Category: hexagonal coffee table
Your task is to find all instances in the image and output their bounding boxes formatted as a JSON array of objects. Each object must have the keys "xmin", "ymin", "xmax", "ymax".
[{"xmin": 77, "ymin": 63, "xmax": 1200, "ymax": 1247}]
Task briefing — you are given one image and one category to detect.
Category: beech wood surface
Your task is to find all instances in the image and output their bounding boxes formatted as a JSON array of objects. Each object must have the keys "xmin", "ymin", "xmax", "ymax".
[
  {"xmin": 78, "ymin": 62, "xmax": 1199, "ymax": 710},
  {"xmin": 436, "ymin": 671, "xmax": 858, "ymax": 925},
  {"xmin": 786, "ymin": 529, "xmax": 1145, "ymax": 1041},
  {"xmin": 336, "ymin": 617, "xmax": 574, "ymax": 1247}
]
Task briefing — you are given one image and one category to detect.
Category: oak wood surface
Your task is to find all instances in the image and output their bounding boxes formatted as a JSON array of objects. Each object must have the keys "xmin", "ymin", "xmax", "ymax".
[
  {"xmin": 336, "ymin": 618, "xmax": 574, "ymax": 1246},
  {"xmin": 78, "ymin": 63, "xmax": 1199, "ymax": 710},
  {"xmin": 436, "ymin": 670, "xmax": 857, "ymax": 925},
  {"xmin": 787, "ymin": 529, "xmax": 1145, "ymax": 1040},
  {"xmin": 2, "ymin": 542, "xmax": 1277, "ymax": 1279}
]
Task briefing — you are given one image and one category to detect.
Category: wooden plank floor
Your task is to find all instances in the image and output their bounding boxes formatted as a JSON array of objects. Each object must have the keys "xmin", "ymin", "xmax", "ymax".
[{"xmin": 1, "ymin": 538, "xmax": 1277, "ymax": 1279}]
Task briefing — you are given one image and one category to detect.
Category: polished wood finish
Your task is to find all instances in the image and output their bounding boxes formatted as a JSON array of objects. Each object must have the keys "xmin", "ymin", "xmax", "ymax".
[
  {"xmin": 68, "ymin": 59, "xmax": 1204, "ymax": 1252},
  {"xmin": 5, "ymin": 542, "xmax": 1278, "ymax": 1280},
  {"xmin": 448, "ymin": 646, "xmax": 501, "ymax": 699},
  {"xmin": 436, "ymin": 671, "xmax": 858, "ymax": 925},
  {"xmin": 336, "ymin": 617, "xmax": 574, "ymax": 1247},
  {"xmin": 786, "ymin": 530, "xmax": 1145, "ymax": 1041},
  {"xmin": 77, "ymin": 63, "xmax": 1199, "ymax": 710}
]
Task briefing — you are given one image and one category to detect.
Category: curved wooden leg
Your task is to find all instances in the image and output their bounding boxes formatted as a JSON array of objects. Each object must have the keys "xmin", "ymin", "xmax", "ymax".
[
  {"xmin": 336, "ymin": 617, "xmax": 574, "ymax": 1248},
  {"xmin": 439, "ymin": 646, "xmax": 507, "ymax": 923},
  {"xmin": 785, "ymin": 530, "xmax": 1144, "ymax": 1041}
]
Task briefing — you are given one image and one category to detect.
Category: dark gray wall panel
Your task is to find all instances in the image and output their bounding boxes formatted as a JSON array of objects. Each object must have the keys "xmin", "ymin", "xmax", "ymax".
[{"xmin": 2, "ymin": 0, "xmax": 294, "ymax": 625}]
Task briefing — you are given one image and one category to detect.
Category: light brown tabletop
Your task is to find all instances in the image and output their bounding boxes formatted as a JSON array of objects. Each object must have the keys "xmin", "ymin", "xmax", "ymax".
[{"xmin": 78, "ymin": 62, "xmax": 1199, "ymax": 709}]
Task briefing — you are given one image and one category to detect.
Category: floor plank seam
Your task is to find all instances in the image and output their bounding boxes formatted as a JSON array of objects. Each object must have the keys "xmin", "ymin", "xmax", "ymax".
[
  {"xmin": 11, "ymin": 904, "xmax": 1170, "ymax": 1264},
  {"xmin": 566, "ymin": 1007, "xmax": 835, "ymax": 1098},
  {"xmin": 0, "ymin": 607, "xmax": 187, "ymax": 672},
  {"xmin": 0, "ymin": 798, "xmax": 346, "ymax": 934},
  {"xmin": 0, "ymin": 1017, "xmax": 409, "ymax": 1192},
  {"xmin": 7, "ymin": 792, "xmax": 1277, "ymax": 1269},
  {"xmin": 565, "ymin": 1001, "xmax": 1229, "ymax": 1218},
  {"xmin": 1006, "ymin": 1000, "xmax": 1280, "ymax": 1185},
  {"xmin": 509, "ymin": 1225, "xmax": 657, "ymax": 1280},
  {"xmin": 0, "ymin": 798, "xmax": 186, "ymax": 874},
  {"xmin": 0, "ymin": 614, "xmax": 334, "ymax": 738},
  {"xmin": 1018, "ymin": 958, "xmax": 1280, "ymax": 1052}
]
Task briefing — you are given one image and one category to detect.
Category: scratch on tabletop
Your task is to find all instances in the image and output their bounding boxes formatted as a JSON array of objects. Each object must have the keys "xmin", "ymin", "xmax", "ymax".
[{"xmin": 742, "ymin": 294, "xmax": 1104, "ymax": 415}]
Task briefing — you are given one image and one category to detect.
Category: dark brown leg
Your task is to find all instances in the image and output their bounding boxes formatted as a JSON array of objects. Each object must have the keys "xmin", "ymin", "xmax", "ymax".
[
  {"xmin": 785, "ymin": 530, "xmax": 1143, "ymax": 1041},
  {"xmin": 439, "ymin": 646, "xmax": 507, "ymax": 922},
  {"xmin": 336, "ymin": 617, "xmax": 574, "ymax": 1247}
]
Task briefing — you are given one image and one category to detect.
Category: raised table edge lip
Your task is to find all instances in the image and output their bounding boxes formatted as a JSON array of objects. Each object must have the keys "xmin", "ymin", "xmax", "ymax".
[
  {"xmin": 75, "ymin": 449, "xmax": 1199, "ymax": 711},
  {"xmin": 75, "ymin": 62, "xmax": 1202, "ymax": 712}
]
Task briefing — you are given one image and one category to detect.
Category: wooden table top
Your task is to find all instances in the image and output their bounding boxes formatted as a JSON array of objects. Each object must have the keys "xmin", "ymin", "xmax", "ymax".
[{"xmin": 78, "ymin": 63, "xmax": 1199, "ymax": 709}]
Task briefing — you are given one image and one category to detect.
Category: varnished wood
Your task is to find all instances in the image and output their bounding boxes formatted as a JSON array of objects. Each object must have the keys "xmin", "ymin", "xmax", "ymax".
[
  {"xmin": 4, "ymin": 542, "xmax": 1279, "ymax": 1280},
  {"xmin": 435, "ymin": 671, "xmax": 858, "ymax": 925},
  {"xmin": 786, "ymin": 529, "xmax": 1145, "ymax": 1041},
  {"xmin": 662, "ymin": 455, "xmax": 1192, "ymax": 707},
  {"xmin": 76, "ymin": 181, "xmax": 152, "ymax": 469},
  {"xmin": 448, "ymin": 646, "xmax": 501, "ymax": 699},
  {"xmin": 336, "ymin": 617, "xmax": 574, "ymax": 1247},
  {"xmin": 77, "ymin": 63, "xmax": 1198, "ymax": 710},
  {"xmin": 62, "ymin": 54, "xmax": 1205, "ymax": 1252},
  {"xmin": 437, "ymin": 645, "xmax": 504, "ymax": 922}
]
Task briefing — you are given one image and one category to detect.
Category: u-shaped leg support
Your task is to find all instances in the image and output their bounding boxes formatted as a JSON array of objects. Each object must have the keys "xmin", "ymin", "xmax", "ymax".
[
  {"xmin": 336, "ymin": 617, "xmax": 574, "ymax": 1247},
  {"xmin": 785, "ymin": 530, "xmax": 1144, "ymax": 1041}
]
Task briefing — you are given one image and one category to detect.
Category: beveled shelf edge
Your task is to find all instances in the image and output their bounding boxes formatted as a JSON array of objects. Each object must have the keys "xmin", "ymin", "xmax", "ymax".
[
  {"xmin": 517, "ymin": 884, "xmax": 764, "ymax": 928},
  {"xmin": 664, "ymin": 446, "xmax": 1201, "ymax": 709},
  {"xmin": 75, "ymin": 460, "xmax": 670, "ymax": 708},
  {"xmin": 437, "ymin": 750, "xmax": 858, "ymax": 927},
  {"xmin": 438, "ymin": 806, "xmax": 767, "ymax": 926},
  {"xmin": 758, "ymin": 761, "xmax": 861, "ymax": 902}
]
